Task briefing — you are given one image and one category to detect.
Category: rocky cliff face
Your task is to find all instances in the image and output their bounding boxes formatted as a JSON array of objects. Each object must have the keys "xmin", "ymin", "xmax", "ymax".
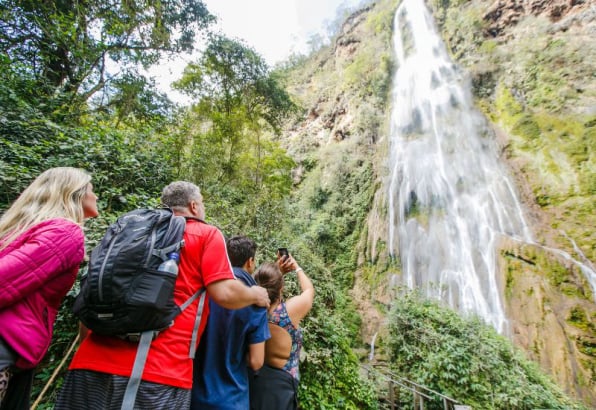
[
  {"xmin": 427, "ymin": 0, "xmax": 595, "ymax": 404},
  {"xmin": 280, "ymin": 0, "xmax": 594, "ymax": 406},
  {"xmin": 483, "ymin": 0, "xmax": 592, "ymax": 37}
]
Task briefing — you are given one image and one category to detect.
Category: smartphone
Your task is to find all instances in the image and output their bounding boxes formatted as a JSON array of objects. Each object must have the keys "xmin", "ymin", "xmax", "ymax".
[{"xmin": 278, "ymin": 247, "xmax": 289, "ymax": 260}]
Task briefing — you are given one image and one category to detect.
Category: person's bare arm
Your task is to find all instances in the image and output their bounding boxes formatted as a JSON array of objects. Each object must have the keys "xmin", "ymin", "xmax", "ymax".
[
  {"xmin": 207, "ymin": 279, "xmax": 270, "ymax": 309},
  {"xmin": 284, "ymin": 258, "xmax": 315, "ymax": 325},
  {"xmin": 247, "ymin": 342, "xmax": 265, "ymax": 371}
]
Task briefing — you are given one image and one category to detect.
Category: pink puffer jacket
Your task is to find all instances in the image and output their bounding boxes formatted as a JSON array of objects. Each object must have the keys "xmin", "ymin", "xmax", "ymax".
[{"xmin": 0, "ymin": 218, "xmax": 84, "ymax": 369}]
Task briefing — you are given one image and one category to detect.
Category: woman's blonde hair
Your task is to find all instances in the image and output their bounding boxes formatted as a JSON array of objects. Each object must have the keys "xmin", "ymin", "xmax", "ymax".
[{"xmin": 0, "ymin": 167, "xmax": 91, "ymax": 249}]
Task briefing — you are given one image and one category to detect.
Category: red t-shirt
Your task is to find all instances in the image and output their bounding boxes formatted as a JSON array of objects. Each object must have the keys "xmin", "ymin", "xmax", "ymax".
[{"xmin": 69, "ymin": 219, "xmax": 234, "ymax": 389}]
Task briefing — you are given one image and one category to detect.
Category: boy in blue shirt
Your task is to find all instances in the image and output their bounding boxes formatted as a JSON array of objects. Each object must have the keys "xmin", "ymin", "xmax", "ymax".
[{"xmin": 191, "ymin": 236, "xmax": 270, "ymax": 410}]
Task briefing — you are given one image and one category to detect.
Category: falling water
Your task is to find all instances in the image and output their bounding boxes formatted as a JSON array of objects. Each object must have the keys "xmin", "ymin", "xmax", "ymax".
[
  {"xmin": 387, "ymin": 0, "xmax": 533, "ymax": 333},
  {"xmin": 369, "ymin": 332, "xmax": 378, "ymax": 362}
]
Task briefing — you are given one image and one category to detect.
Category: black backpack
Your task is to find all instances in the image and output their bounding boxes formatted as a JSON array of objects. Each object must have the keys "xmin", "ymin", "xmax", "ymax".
[
  {"xmin": 73, "ymin": 207, "xmax": 189, "ymax": 335},
  {"xmin": 73, "ymin": 208, "xmax": 206, "ymax": 410}
]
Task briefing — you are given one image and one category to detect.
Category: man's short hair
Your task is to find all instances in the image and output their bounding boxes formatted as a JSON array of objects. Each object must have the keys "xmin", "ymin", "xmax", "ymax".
[
  {"xmin": 161, "ymin": 181, "xmax": 201, "ymax": 209},
  {"xmin": 226, "ymin": 236, "xmax": 257, "ymax": 268}
]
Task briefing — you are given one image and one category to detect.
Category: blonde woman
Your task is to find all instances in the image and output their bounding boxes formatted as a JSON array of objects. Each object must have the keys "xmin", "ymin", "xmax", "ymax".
[{"xmin": 0, "ymin": 167, "xmax": 98, "ymax": 409}]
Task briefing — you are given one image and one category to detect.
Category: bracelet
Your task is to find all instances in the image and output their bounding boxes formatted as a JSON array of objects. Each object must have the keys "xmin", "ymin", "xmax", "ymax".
[{"xmin": 295, "ymin": 267, "xmax": 304, "ymax": 273}]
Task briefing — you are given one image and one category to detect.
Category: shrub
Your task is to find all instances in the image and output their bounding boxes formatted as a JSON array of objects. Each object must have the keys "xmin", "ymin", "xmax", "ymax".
[{"xmin": 386, "ymin": 290, "xmax": 586, "ymax": 410}]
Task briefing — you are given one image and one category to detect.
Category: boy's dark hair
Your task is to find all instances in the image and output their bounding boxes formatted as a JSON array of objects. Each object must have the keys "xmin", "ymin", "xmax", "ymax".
[{"xmin": 226, "ymin": 236, "xmax": 257, "ymax": 267}]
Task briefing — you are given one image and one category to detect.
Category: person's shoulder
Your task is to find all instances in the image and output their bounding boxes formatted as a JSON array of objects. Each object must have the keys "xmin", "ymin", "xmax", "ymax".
[
  {"xmin": 183, "ymin": 221, "xmax": 226, "ymax": 254},
  {"xmin": 33, "ymin": 218, "xmax": 83, "ymax": 239},
  {"xmin": 17, "ymin": 219, "xmax": 85, "ymax": 263},
  {"xmin": 233, "ymin": 268, "xmax": 256, "ymax": 286},
  {"xmin": 184, "ymin": 218, "xmax": 220, "ymax": 234}
]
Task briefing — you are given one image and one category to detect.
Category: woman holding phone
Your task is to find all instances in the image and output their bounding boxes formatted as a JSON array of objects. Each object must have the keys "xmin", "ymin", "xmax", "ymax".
[{"xmin": 249, "ymin": 251, "xmax": 314, "ymax": 410}]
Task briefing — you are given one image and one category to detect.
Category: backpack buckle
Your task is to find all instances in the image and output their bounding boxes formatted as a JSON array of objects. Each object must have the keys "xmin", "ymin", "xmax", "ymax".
[
  {"xmin": 118, "ymin": 333, "xmax": 141, "ymax": 342},
  {"xmin": 118, "ymin": 331, "xmax": 160, "ymax": 343}
]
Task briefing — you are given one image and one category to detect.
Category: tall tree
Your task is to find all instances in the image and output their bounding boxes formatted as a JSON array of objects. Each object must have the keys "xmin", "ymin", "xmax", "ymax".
[
  {"xmin": 104, "ymin": 72, "xmax": 173, "ymax": 127},
  {"xmin": 173, "ymin": 34, "xmax": 296, "ymax": 181},
  {"xmin": 172, "ymin": 35, "xmax": 297, "ymax": 231},
  {"xmin": 0, "ymin": 0, "xmax": 214, "ymax": 100}
]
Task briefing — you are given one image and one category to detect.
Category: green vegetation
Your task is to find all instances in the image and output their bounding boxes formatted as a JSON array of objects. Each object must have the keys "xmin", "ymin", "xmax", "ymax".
[
  {"xmin": 0, "ymin": 0, "xmax": 214, "ymax": 102},
  {"xmin": 568, "ymin": 306, "xmax": 593, "ymax": 332},
  {"xmin": 387, "ymin": 290, "xmax": 587, "ymax": 410},
  {"xmin": 431, "ymin": 0, "xmax": 595, "ymax": 265},
  {"xmin": 503, "ymin": 242, "xmax": 593, "ymax": 301},
  {"xmin": 365, "ymin": 1, "xmax": 395, "ymax": 35},
  {"xmin": 345, "ymin": 49, "xmax": 393, "ymax": 99},
  {"xmin": 491, "ymin": 85, "xmax": 596, "ymax": 261},
  {"xmin": 577, "ymin": 335, "xmax": 596, "ymax": 358},
  {"xmin": 0, "ymin": 2, "xmax": 377, "ymax": 408},
  {"xmin": 430, "ymin": 0, "xmax": 487, "ymax": 63},
  {"xmin": 278, "ymin": 0, "xmax": 592, "ymax": 406},
  {"xmin": 299, "ymin": 306, "xmax": 378, "ymax": 409},
  {"xmin": 2, "ymin": 0, "xmax": 594, "ymax": 408}
]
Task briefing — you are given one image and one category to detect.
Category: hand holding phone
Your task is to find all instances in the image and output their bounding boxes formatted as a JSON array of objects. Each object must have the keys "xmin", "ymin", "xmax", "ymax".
[
  {"xmin": 277, "ymin": 247, "xmax": 289, "ymax": 261},
  {"xmin": 277, "ymin": 248, "xmax": 295, "ymax": 274}
]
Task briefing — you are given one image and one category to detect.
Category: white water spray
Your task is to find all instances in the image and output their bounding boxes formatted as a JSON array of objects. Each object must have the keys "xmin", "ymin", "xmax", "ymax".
[
  {"xmin": 387, "ymin": 0, "xmax": 533, "ymax": 333},
  {"xmin": 369, "ymin": 332, "xmax": 378, "ymax": 362}
]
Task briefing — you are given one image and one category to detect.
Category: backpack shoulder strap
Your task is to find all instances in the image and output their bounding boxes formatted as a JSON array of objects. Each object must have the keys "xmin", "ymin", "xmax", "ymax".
[
  {"xmin": 120, "ymin": 288, "xmax": 206, "ymax": 410},
  {"xmin": 121, "ymin": 331, "xmax": 153, "ymax": 410},
  {"xmin": 152, "ymin": 212, "xmax": 186, "ymax": 261},
  {"xmin": 184, "ymin": 288, "xmax": 207, "ymax": 359},
  {"xmin": 151, "ymin": 240, "xmax": 184, "ymax": 261},
  {"xmin": 179, "ymin": 288, "xmax": 204, "ymax": 311}
]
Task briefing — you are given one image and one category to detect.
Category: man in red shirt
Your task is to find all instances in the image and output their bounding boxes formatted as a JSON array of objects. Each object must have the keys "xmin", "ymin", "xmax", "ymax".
[{"xmin": 55, "ymin": 181, "xmax": 270, "ymax": 409}]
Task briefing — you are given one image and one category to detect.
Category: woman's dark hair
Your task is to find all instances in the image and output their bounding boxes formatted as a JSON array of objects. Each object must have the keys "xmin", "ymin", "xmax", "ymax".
[
  {"xmin": 254, "ymin": 262, "xmax": 283, "ymax": 303},
  {"xmin": 226, "ymin": 235, "xmax": 257, "ymax": 267}
]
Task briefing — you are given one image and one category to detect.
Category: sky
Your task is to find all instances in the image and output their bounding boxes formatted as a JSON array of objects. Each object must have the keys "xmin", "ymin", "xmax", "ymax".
[
  {"xmin": 201, "ymin": 0, "xmax": 363, "ymax": 65},
  {"xmin": 151, "ymin": 0, "xmax": 364, "ymax": 103}
]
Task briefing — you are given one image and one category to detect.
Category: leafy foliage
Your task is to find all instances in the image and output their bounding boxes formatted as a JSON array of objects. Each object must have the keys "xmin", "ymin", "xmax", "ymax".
[
  {"xmin": 300, "ymin": 314, "xmax": 378, "ymax": 409},
  {"xmin": 0, "ymin": 88, "xmax": 176, "ymax": 214},
  {"xmin": 0, "ymin": 13, "xmax": 181, "ymax": 402},
  {"xmin": 4, "ymin": 1, "xmax": 589, "ymax": 409},
  {"xmin": 172, "ymin": 35, "xmax": 298, "ymax": 232},
  {"xmin": 103, "ymin": 73, "xmax": 174, "ymax": 127},
  {"xmin": 387, "ymin": 290, "xmax": 586, "ymax": 409},
  {"xmin": 174, "ymin": 35, "xmax": 296, "ymax": 131},
  {"xmin": 0, "ymin": 0, "xmax": 214, "ymax": 101}
]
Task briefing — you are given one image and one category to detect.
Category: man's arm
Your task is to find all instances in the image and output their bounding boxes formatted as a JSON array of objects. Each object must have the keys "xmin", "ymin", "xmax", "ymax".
[
  {"xmin": 206, "ymin": 279, "xmax": 270, "ymax": 309},
  {"xmin": 247, "ymin": 342, "xmax": 265, "ymax": 371}
]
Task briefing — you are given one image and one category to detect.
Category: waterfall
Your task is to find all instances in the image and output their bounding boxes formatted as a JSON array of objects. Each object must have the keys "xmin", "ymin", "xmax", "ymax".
[
  {"xmin": 369, "ymin": 332, "xmax": 378, "ymax": 362},
  {"xmin": 387, "ymin": 0, "xmax": 533, "ymax": 333}
]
